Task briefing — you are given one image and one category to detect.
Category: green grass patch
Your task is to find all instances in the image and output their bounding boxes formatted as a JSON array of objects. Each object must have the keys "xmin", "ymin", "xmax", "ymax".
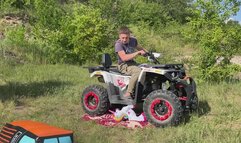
[{"xmin": 0, "ymin": 62, "xmax": 241, "ymax": 143}]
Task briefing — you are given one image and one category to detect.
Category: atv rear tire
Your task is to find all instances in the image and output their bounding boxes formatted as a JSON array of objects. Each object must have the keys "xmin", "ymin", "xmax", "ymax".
[
  {"xmin": 81, "ymin": 85, "xmax": 110, "ymax": 116},
  {"xmin": 143, "ymin": 90, "xmax": 183, "ymax": 127}
]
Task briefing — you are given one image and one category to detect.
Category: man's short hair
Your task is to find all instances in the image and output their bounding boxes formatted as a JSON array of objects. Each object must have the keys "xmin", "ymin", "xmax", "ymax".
[{"xmin": 118, "ymin": 26, "xmax": 131, "ymax": 35}]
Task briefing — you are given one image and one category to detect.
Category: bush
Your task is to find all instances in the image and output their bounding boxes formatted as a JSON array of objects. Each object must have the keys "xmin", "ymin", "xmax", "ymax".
[
  {"xmin": 33, "ymin": 0, "xmax": 64, "ymax": 30},
  {"xmin": 197, "ymin": 64, "xmax": 241, "ymax": 82},
  {"xmin": 62, "ymin": 4, "xmax": 110, "ymax": 64},
  {"xmin": 33, "ymin": 4, "xmax": 113, "ymax": 65},
  {"xmin": 184, "ymin": 0, "xmax": 241, "ymax": 81},
  {"xmin": 0, "ymin": 0, "xmax": 26, "ymax": 10},
  {"xmin": 4, "ymin": 25, "xmax": 26, "ymax": 47},
  {"xmin": 2, "ymin": 25, "xmax": 47, "ymax": 64},
  {"xmin": 88, "ymin": 0, "xmax": 170, "ymax": 28},
  {"xmin": 0, "ymin": 0, "xmax": 33, "ymax": 17}
]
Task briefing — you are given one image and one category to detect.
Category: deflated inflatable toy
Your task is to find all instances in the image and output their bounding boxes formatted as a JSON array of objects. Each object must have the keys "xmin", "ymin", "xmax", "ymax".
[{"xmin": 112, "ymin": 105, "xmax": 146, "ymax": 122}]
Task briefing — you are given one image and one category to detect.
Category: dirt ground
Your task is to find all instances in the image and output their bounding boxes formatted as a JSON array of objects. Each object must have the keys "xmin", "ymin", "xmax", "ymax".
[
  {"xmin": 231, "ymin": 56, "xmax": 241, "ymax": 66},
  {"xmin": 230, "ymin": 56, "xmax": 241, "ymax": 79}
]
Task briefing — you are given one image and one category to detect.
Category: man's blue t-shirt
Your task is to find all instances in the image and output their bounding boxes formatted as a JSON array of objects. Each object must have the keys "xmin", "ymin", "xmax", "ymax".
[{"xmin": 115, "ymin": 37, "xmax": 138, "ymax": 64}]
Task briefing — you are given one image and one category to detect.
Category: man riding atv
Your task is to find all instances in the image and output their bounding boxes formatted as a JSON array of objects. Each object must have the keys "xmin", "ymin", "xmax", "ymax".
[
  {"xmin": 81, "ymin": 27, "xmax": 198, "ymax": 127},
  {"xmin": 115, "ymin": 26, "xmax": 147, "ymax": 100}
]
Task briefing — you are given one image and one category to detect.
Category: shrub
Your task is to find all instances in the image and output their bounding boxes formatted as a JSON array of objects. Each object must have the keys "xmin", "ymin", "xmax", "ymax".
[
  {"xmin": 2, "ymin": 25, "xmax": 47, "ymax": 64},
  {"xmin": 33, "ymin": 4, "xmax": 113, "ymax": 65},
  {"xmin": 4, "ymin": 25, "xmax": 26, "ymax": 47},
  {"xmin": 184, "ymin": 0, "xmax": 241, "ymax": 81},
  {"xmin": 88, "ymin": 0, "xmax": 170, "ymax": 28},
  {"xmin": 33, "ymin": 0, "xmax": 64, "ymax": 30}
]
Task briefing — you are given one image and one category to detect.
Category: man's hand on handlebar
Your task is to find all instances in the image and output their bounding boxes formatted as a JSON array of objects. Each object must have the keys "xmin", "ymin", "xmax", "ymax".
[{"xmin": 138, "ymin": 50, "xmax": 146, "ymax": 56}]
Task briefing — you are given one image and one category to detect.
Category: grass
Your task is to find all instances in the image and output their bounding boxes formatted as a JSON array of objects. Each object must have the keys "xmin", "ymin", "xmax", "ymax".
[{"xmin": 0, "ymin": 60, "xmax": 241, "ymax": 143}]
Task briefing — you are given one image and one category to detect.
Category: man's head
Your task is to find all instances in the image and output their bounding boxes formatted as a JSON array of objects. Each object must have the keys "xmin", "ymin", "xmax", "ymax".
[{"xmin": 118, "ymin": 26, "xmax": 131, "ymax": 44}]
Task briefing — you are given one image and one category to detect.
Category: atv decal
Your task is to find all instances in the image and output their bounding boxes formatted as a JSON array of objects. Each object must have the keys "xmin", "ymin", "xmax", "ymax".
[{"xmin": 117, "ymin": 79, "xmax": 126, "ymax": 88}]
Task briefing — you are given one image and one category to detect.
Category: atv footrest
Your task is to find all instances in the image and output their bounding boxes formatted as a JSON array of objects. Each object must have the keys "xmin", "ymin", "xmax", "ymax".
[{"xmin": 109, "ymin": 95, "xmax": 134, "ymax": 105}]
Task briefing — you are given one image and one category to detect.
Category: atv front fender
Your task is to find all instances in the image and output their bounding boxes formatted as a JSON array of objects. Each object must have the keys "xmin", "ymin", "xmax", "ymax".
[{"xmin": 176, "ymin": 77, "xmax": 197, "ymax": 107}]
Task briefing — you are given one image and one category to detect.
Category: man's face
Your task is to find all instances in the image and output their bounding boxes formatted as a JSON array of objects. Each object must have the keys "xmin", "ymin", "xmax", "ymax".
[{"xmin": 119, "ymin": 33, "xmax": 130, "ymax": 44}]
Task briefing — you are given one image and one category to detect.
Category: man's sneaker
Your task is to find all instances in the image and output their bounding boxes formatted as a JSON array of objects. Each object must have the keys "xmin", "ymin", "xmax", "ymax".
[{"xmin": 124, "ymin": 92, "xmax": 131, "ymax": 97}]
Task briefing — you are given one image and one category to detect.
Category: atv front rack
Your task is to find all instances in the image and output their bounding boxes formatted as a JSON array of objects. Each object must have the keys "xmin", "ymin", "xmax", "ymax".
[{"xmin": 152, "ymin": 64, "xmax": 184, "ymax": 70}]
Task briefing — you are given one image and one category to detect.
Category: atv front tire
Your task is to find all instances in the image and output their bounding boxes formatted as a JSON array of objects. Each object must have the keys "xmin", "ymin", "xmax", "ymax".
[
  {"xmin": 143, "ymin": 90, "xmax": 183, "ymax": 127},
  {"xmin": 81, "ymin": 85, "xmax": 110, "ymax": 116}
]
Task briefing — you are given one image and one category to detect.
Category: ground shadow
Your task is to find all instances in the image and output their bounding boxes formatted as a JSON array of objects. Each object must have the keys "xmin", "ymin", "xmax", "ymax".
[
  {"xmin": 183, "ymin": 100, "xmax": 211, "ymax": 124},
  {"xmin": 0, "ymin": 80, "xmax": 72, "ymax": 102},
  {"xmin": 197, "ymin": 100, "xmax": 211, "ymax": 116}
]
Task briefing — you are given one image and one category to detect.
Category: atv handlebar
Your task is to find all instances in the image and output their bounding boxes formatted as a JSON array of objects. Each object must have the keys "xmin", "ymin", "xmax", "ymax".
[{"xmin": 144, "ymin": 52, "xmax": 160, "ymax": 64}]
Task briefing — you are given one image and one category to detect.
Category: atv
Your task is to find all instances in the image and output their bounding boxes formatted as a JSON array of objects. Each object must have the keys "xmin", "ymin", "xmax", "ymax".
[{"xmin": 81, "ymin": 52, "xmax": 198, "ymax": 127}]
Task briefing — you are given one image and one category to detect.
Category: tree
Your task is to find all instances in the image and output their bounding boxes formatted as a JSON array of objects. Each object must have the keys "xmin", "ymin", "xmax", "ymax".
[
  {"xmin": 185, "ymin": 0, "xmax": 241, "ymax": 81},
  {"xmin": 33, "ymin": 4, "xmax": 112, "ymax": 65},
  {"xmin": 88, "ymin": 0, "xmax": 171, "ymax": 27},
  {"xmin": 158, "ymin": 0, "xmax": 194, "ymax": 24}
]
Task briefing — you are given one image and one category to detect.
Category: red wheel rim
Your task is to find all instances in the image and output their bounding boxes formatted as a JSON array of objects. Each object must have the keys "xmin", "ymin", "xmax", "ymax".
[
  {"xmin": 84, "ymin": 92, "xmax": 99, "ymax": 110},
  {"xmin": 150, "ymin": 98, "xmax": 173, "ymax": 121}
]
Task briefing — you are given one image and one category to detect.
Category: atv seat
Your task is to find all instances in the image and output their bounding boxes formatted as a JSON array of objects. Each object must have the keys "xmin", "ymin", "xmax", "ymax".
[
  {"xmin": 102, "ymin": 53, "xmax": 131, "ymax": 75},
  {"xmin": 88, "ymin": 53, "xmax": 129, "ymax": 76},
  {"xmin": 101, "ymin": 53, "xmax": 112, "ymax": 69},
  {"xmin": 88, "ymin": 53, "xmax": 113, "ymax": 73}
]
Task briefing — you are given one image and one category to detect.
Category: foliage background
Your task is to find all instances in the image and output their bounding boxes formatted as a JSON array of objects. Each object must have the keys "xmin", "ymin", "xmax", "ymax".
[{"xmin": 1, "ymin": 0, "xmax": 240, "ymax": 80}]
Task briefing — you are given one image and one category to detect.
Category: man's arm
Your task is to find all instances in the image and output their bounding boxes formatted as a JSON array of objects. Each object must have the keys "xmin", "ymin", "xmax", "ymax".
[{"xmin": 118, "ymin": 50, "xmax": 144, "ymax": 62}]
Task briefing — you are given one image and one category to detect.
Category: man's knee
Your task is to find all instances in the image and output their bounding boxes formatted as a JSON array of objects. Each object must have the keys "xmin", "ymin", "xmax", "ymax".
[
  {"xmin": 130, "ymin": 66, "xmax": 141, "ymax": 73},
  {"xmin": 134, "ymin": 67, "xmax": 141, "ymax": 75},
  {"xmin": 131, "ymin": 68, "xmax": 141, "ymax": 78}
]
